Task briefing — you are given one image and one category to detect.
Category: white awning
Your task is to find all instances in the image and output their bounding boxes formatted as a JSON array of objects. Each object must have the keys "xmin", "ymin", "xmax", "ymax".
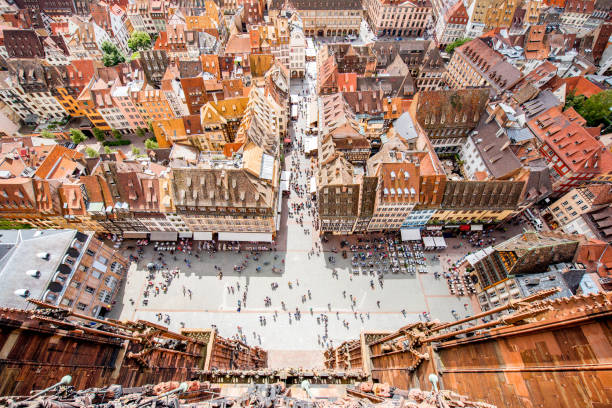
[
  {"xmin": 218, "ymin": 232, "xmax": 273, "ymax": 242},
  {"xmin": 423, "ymin": 237, "xmax": 435, "ymax": 247},
  {"xmin": 465, "ymin": 246, "xmax": 495, "ymax": 266},
  {"xmin": 434, "ymin": 237, "xmax": 447, "ymax": 248},
  {"xmin": 308, "ymin": 101, "xmax": 318, "ymax": 124},
  {"xmin": 123, "ymin": 231, "xmax": 148, "ymax": 238},
  {"xmin": 149, "ymin": 231, "xmax": 178, "ymax": 241},
  {"xmin": 471, "ymin": 224, "xmax": 483, "ymax": 231},
  {"xmin": 310, "ymin": 176, "xmax": 317, "ymax": 194},
  {"xmin": 277, "ymin": 194, "xmax": 283, "ymax": 214},
  {"xmin": 426, "ymin": 226, "xmax": 443, "ymax": 230},
  {"xmin": 400, "ymin": 228, "xmax": 421, "ymax": 241},
  {"xmin": 280, "ymin": 180, "xmax": 289, "ymax": 192},
  {"xmin": 193, "ymin": 231, "xmax": 213, "ymax": 240},
  {"xmin": 304, "ymin": 136, "xmax": 317, "ymax": 153},
  {"xmin": 178, "ymin": 232, "xmax": 193, "ymax": 238},
  {"xmin": 281, "ymin": 171, "xmax": 291, "ymax": 181}
]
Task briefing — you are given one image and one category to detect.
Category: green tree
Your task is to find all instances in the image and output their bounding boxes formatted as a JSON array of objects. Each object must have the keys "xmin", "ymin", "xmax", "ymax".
[
  {"xmin": 40, "ymin": 130, "xmax": 55, "ymax": 139},
  {"xmin": 564, "ymin": 91, "xmax": 586, "ymax": 111},
  {"xmin": 69, "ymin": 128, "xmax": 87, "ymax": 145},
  {"xmin": 445, "ymin": 38, "xmax": 471, "ymax": 54},
  {"xmin": 145, "ymin": 138, "xmax": 159, "ymax": 149},
  {"xmin": 101, "ymin": 41, "xmax": 125, "ymax": 67},
  {"xmin": 85, "ymin": 147, "xmax": 99, "ymax": 158},
  {"xmin": 104, "ymin": 146, "xmax": 113, "ymax": 154},
  {"xmin": 131, "ymin": 146, "xmax": 141, "ymax": 155},
  {"xmin": 93, "ymin": 127, "xmax": 107, "ymax": 142},
  {"xmin": 136, "ymin": 127, "xmax": 147, "ymax": 138},
  {"xmin": 576, "ymin": 90, "xmax": 612, "ymax": 128},
  {"xmin": 112, "ymin": 129, "xmax": 122, "ymax": 140},
  {"xmin": 127, "ymin": 31, "xmax": 152, "ymax": 52}
]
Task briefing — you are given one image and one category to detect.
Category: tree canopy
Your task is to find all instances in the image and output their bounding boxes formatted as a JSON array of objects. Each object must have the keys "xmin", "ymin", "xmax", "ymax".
[
  {"xmin": 445, "ymin": 38, "xmax": 471, "ymax": 54},
  {"xmin": 85, "ymin": 147, "xmax": 99, "ymax": 158},
  {"xmin": 136, "ymin": 127, "xmax": 147, "ymax": 138},
  {"xmin": 40, "ymin": 130, "xmax": 55, "ymax": 139},
  {"xmin": 128, "ymin": 31, "xmax": 152, "ymax": 52},
  {"xmin": 101, "ymin": 41, "xmax": 125, "ymax": 67},
  {"xmin": 145, "ymin": 138, "xmax": 159, "ymax": 149},
  {"xmin": 565, "ymin": 90, "xmax": 612, "ymax": 129},
  {"xmin": 69, "ymin": 128, "xmax": 87, "ymax": 145},
  {"xmin": 92, "ymin": 127, "xmax": 106, "ymax": 141}
]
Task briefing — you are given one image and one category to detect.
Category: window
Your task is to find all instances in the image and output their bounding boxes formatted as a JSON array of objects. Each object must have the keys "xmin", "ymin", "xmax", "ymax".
[
  {"xmin": 84, "ymin": 286, "xmax": 95, "ymax": 294},
  {"xmin": 105, "ymin": 276, "xmax": 118, "ymax": 289},
  {"xmin": 97, "ymin": 255, "xmax": 109, "ymax": 265},
  {"xmin": 61, "ymin": 298, "xmax": 73, "ymax": 307},
  {"xmin": 98, "ymin": 290, "xmax": 111, "ymax": 304},
  {"xmin": 86, "ymin": 249, "xmax": 95, "ymax": 256},
  {"xmin": 91, "ymin": 270, "xmax": 102, "ymax": 279},
  {"xmin": 76, "ymin": 302, "xmax": 87, "ymax": 311},
  {"xmin": 70, "ymin": 281, "xmax": 81, "ymax": 289}
]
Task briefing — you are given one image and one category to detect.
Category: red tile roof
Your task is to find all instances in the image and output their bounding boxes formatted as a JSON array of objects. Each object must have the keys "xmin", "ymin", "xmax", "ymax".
[
  {"xmin": 563, "ymin": 76, "xmax": 603, "ymax": 98},
  {"xmin": 527, "ymin": 106, "xmax": 612, "ymax": 174},
  {"xmin": 67, "ymin": 59, "xmax": 96, "ymax": 92}
]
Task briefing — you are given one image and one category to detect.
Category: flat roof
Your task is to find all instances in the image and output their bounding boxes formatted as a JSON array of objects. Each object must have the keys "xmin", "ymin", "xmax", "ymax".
[{"xmin": 0, "ymin": 230, "xmax": 77, "ymax": 310}]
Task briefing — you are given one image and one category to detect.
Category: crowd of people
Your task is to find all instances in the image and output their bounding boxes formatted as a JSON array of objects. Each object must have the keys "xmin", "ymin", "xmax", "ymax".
[{"xmin": 119, "ymin": 60, "xmax": 521, "ymax": 352}]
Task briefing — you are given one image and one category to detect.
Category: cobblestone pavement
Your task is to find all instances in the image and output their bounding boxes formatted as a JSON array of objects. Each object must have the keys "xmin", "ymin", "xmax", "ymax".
[{"xmin": 110, "ymin": 58, "xmax": 524, "ymax": 368}]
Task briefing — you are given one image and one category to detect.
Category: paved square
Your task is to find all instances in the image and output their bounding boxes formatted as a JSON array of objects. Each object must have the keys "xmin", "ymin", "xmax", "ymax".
[{"xmin": 110, "ymin": 60, "xmax": 478, "ymax": 368}]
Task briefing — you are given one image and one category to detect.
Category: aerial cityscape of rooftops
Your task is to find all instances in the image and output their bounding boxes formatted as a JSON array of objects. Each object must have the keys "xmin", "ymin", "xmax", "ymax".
[{"xmin": 0, "ymin": 0, "xmax": 610, "ymax": 406}]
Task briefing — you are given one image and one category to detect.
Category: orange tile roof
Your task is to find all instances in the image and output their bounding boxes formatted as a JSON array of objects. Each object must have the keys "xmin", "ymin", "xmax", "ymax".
[
  {"xmin": 337, "ymin": 72, "xmax": 357, "ymax": 92},
  {"xmin": 225, "ymin": 34, "xmax": 251, "ymax": 55},
  {"xmin": 379, "ymin": 162, "xmax": 420, "ymax": 204},
  {"xmin": 576, "ymin": 241, "xmax": 612, "ymax": 277},
  {"xmin": 0, "ymin": 155, "xmax": 25, "ymax": 177},
  {"xmin": 200, "ymin": 54, "xmax": 220, "ymax": 77},
  {"xmin": 34, "ymin": 145, "xmax": 84, "ymax": 180},
  {"xmin": 58, "ymin": 183, "xmax": 86, "ymax": 215},
  {"xmin": 0, "ymin": 177, "xmax": 36, "ymax": 211}
]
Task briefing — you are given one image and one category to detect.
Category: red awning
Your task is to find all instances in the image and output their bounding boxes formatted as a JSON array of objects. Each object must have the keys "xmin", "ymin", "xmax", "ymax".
[
  {"xmin": 284, "ymin": 138, "xmax": 292, "ymax": 144},
  {"xmin": 459, "ymin": 225, "xmax": 470, "ymax": 231}
]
